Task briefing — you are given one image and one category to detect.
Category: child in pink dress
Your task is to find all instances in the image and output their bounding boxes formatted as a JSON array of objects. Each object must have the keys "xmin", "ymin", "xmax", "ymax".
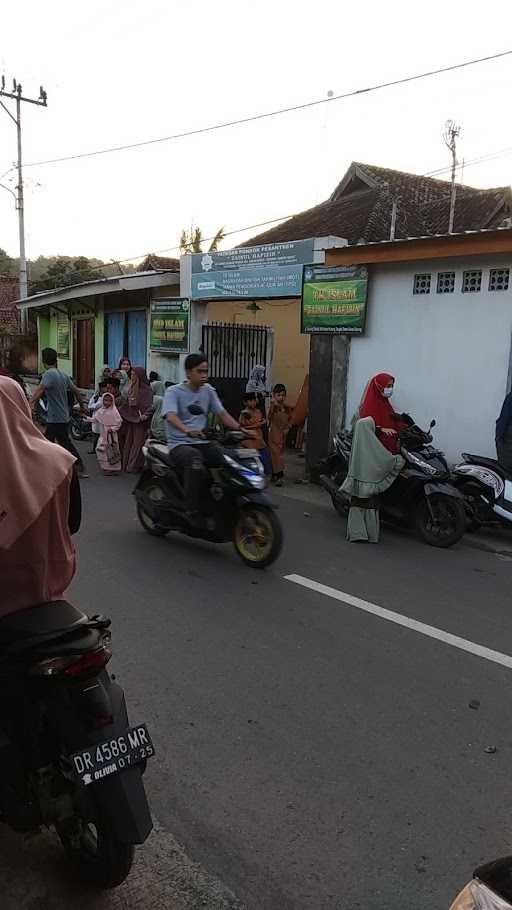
[{"xmin": 88, "ymin": 393, "xmax": 123, "ymax": 475}]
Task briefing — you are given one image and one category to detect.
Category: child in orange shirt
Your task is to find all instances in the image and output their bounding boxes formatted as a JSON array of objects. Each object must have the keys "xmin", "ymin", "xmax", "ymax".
[
  {"xmin": 239, "ymin": 392, "xmax": 271, "ymax": 476},
  {"xmin": 268, "ymin": 384, "xmax": 291, "ymax": 486}
]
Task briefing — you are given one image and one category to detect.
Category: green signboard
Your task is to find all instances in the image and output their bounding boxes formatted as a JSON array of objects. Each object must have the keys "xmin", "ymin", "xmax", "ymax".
[
  {"xmin": 301, "ymin": 265, "xmax": 369, "ymax": 335},
  {"xmin": 56, "ymin": 313, "xmax": 70, "ymax": 358},
  {"xmin": 150, "ymin": 298, "xmax": 190, "ymax": 354}
]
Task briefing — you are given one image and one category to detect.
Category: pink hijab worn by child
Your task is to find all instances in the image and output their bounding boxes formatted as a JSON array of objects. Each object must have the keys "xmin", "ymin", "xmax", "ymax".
[{"xmin": 94, "ymin": 393, "xmax": 122, "ymax": 435}]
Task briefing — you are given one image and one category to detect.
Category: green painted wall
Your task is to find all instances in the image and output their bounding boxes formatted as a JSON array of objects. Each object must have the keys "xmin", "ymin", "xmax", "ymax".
[{"xmin": 37, "ymin": 305, "xmax": 104, "ymax": 383}]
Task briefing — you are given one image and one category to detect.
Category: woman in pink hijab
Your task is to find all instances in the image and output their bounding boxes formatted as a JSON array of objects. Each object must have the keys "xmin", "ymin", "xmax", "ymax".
[
  {"xmin": 0, "ymin": 376, "xmax": 81, "ymax": 617},
  {"xmin": 89, "ymin": 392, "xmax": 123, "ymax": 475}
]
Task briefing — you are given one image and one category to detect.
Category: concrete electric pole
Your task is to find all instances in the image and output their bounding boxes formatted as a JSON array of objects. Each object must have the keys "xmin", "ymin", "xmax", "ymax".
[
  {"xmin": 0, "ymin": 76, "xmax": 47, "ymax": 329},
  {"xmin": 443, "ymin": 120, "xmax": 461, "ymax": 235}
]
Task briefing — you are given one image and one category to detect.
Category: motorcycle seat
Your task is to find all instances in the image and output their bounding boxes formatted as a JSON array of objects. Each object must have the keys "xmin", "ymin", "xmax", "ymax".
[
  {"xmin": 147, "ymin": 442, "xmax": 177, "ymax": 467},
  {"xmin": 0, "ymin": 601, "xmax": 87, "ymax": 647},
  {"xmin": 462, "ymin": 454, "xmax": 511, "ymax": 479}
]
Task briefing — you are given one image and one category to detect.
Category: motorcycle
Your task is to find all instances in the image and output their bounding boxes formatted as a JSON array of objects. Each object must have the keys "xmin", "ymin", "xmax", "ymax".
[
  {"xmin": 452, "ymin": 453, "xmax": 512, "ymax": 531},
  {"xmin": 33, "ymin": 394, "xmax": 90, "ymax": 441},
  {"xmin": 449, "ymin": 856, "xmax": 512, "ymax": 908},
  {"xmin": 319, "ymin": 419, "xmax": 467, "ymax": 548},
  {"xmin": 133, "ymin": 417, "xmax": 283, "ymax": 569},
  {"xmin": 0, "ymin": 600, "xmax": 153, "ymax": 889},
  {"xmin": 69, "ymin": 402, "xmax": 92, "ymax": 441}
]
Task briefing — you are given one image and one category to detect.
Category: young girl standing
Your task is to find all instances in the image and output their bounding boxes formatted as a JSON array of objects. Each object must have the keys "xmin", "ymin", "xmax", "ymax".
[
  {"xmin": 89, "ymin": 393, "xmax": 123, "ymax": 475},
  {"xmin": 268, "ymin": 383, "xmax": 291, "ymax": 486}
]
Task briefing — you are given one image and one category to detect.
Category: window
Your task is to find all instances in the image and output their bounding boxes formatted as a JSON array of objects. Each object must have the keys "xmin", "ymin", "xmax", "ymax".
[
  {"xmin": 413, "ymin": 273, "xmax": 431, "ymax": 295},
  {"xmin": 489, "ymin": 268, "xmax": 510, "ymax": 292},
  {"xmin": 462, "ymin": 270, "xmax": 482, "ymax": 293},
  {"xmin": 437, "ymin": 271, "xmax": 455, "ymax": 294}
]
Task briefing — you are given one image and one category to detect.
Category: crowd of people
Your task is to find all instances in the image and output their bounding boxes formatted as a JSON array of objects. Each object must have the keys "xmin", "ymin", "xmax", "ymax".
[{"xmin": 23, "ymin": 349, "xmax": 305, "ymax": 488}]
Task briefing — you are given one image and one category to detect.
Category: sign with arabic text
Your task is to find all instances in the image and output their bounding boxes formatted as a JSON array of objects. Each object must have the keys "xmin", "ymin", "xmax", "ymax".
[
  {"xmin": 150, "ymin": 299, "xmax": 190, "ymax": 354},
  {"xmin": 301, "ymin": 265, "xmax": 369, "ymax": 335}
]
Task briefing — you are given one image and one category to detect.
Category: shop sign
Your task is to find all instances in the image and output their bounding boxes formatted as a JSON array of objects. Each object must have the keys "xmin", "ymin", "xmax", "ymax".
[
  {"xmin": 150, "ymin": 298, "xmax": 190, "ymax": 354},
  {"xmin": 301, "ymin": 265, "xmax": 369, "ymax": 335}
]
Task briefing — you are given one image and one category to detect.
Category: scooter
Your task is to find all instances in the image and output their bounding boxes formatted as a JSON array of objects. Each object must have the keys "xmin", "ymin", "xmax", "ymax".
[
  {"xmin": 320, "ymin": 420, "xmax": 467, "ymax": 548},
  {"xmin": 133, "ymin": 423, "xmax": 283, "ymax": 569},
  {"xmin": 0, "ymin": 600, "xmax": 153, "ymax": 889},
  {"xmin": 449, "ymin": 855, "xmax": 512, "ymax": 908},
  {"xmin": 452, "ymin": 452, "xmax": 512, "ymax": 530}
]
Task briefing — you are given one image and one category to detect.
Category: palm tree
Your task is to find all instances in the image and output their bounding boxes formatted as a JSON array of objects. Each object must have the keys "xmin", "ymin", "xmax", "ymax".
[{"xmin": 179, "ymin": 224, "xmax": 225, "ymax": 254}]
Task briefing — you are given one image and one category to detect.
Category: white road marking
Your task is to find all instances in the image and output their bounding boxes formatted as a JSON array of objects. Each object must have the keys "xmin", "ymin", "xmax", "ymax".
[{"xmin": 285, "ymin": 573, "xmax": 512, "ymax": 670}]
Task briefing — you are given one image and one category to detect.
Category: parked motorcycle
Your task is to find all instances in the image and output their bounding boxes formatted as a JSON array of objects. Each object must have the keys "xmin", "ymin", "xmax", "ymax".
[
  {"xmin": 33, "ymin": 395, "xmax": 91, "ymax": 441},
  {"xmin": 0, "ymin": 600, "xmax": 153, "ymax": 889},
  {"xmin": 320, "ymin": 419, "xmax": 467, "ymax": 547},
  {"xmin": 449, "ymin": 855, "xmax": 512, "ymax": 908},
  {"xmin": 133, "ymin": 424, "xmax": 283, "ymax": 568},
  {"xmin": 70, "ymin": 403, "xmax": 92, "ymax": 441},
  {"xmin": 452, "ymin": 453, "xmax": 512, "ymax": 531}
]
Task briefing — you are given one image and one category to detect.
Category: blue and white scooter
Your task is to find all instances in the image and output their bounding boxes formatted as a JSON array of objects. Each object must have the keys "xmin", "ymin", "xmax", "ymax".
[{"xmin": 452, "ymin": 452, "xmax": 512, "ymax": 529}]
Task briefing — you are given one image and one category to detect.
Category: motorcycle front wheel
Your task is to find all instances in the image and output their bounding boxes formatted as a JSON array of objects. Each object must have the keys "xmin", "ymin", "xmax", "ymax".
[
  {"xmin": 233, "ymin": 506, "xmax": 283, "ymax": 568},
  {"xmin": 136, "ymin": 479, "xmax": 169, "ymax": 537},
  {"xmin": 414, "ymin": 493, "xmax": 466, "ymax": 548},
  {"xmin": 57, "ymin": 796, "xmax": 134, "ymax": 889}
]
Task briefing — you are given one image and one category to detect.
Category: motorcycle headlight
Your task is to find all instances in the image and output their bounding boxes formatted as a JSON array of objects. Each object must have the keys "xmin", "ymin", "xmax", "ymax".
[{"xmin": 450, "ymin": 881, "xmax": 512, "ymax": 909}]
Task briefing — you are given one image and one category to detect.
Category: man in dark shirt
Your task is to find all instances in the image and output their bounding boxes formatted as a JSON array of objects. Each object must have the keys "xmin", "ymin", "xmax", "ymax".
[{"xmin": 30, "ymin": 348, "xmax": 88, "ymax": 478}]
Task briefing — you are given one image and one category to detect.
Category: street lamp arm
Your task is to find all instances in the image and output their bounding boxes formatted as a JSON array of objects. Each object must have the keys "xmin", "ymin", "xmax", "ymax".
[{"xmin": 0, "ymin": 182, "xmax": 17, "ymax": 204}]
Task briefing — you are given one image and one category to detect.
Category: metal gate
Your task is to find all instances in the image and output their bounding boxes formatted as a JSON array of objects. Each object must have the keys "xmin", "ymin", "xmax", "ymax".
[{"xmin": 201, "ymin": 321, "xmax": 273, "ymax": 416}]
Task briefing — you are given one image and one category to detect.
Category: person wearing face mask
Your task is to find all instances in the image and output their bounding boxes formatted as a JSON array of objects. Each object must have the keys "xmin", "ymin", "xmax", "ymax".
[{"xmin": 358, "ymin": 373, "xmax": 408, "ymax": 453}]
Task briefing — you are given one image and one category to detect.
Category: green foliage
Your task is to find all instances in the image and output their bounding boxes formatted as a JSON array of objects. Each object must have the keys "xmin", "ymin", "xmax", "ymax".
[
  {"xmin": 179, "ymin": 225, "xmax": 225, "ymax": 254},
  {"xmin": 30, "ymin": 256, "xmax": 104, "ymax": 292}
]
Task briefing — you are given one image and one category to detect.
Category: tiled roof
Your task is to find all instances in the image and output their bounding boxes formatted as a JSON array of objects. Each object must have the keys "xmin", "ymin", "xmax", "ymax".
[
  {"xmin": 244, "ymin": 162, "xmax": 512, "ymax": 247},
  {"xmin": 139, "ymin": 254, "xmax": 180, "ymax": 271}
]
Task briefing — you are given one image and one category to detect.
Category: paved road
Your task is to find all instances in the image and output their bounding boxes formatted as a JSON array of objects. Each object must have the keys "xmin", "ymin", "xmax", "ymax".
[{"xmin": 6, "ymin": 449, "xmax": 512, "ymax": 909}]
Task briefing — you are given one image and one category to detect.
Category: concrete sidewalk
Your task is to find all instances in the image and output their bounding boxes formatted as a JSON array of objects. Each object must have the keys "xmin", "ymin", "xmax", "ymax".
[
  {"xmin": 277, "ymin": 450, "xmax": 512, "ymax": 557},
  {"xmin": 0, "ymin": 820, "xmax": 246, "ymax": 910}
]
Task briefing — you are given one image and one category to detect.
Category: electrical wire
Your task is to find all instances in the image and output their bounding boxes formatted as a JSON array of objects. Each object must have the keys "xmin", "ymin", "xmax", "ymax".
[{"xmin": 22, "ymin": 48, "xmax": 512, "ymax": 169}]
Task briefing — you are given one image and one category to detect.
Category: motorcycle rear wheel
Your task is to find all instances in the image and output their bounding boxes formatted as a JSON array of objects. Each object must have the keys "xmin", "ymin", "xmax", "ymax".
[
  {"xmin": 233, "ymin": 506, "xmax": 283, "ymax": 568},
  {"xmin": 414, "ymin": 494, "xmax": 466, "ymax": 548},
  {"xmin": 57, "ymin": 798, "xmax": 134, "ymax": 889},
  {"xmin": 136, "ymin": 480, "xmax": 169, "ymax": 537}
]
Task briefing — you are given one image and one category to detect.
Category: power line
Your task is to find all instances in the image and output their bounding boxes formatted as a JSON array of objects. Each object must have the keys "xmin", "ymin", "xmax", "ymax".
[{"xmin": 22, "ymin": 48, "xmax": 512, "ymax": 169}]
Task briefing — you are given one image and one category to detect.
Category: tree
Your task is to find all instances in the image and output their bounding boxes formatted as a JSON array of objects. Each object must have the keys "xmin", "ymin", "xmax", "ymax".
[
  {"xmin": 30, "ymin": 255, "xmax": 104, "ymax": 293},
  {"xmin": 0, "ymin": 248, "xmax": 15, "ymax": 277},
  {"xmin": 179, "ymin": 224, "xmax": 225, "ymax": 254}
]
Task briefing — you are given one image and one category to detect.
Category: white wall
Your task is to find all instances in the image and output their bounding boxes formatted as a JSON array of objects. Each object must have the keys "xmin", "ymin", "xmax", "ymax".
[{"xmin": 345, "ymin": 254, "xmax": 512, "ymax": 463}]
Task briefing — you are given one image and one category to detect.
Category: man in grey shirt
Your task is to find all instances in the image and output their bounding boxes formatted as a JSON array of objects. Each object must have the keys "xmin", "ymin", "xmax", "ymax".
[
  {"xmin": 31, "ymin": 347, "xmax": 87, "ymax": 477},
  {"xmin": 162, "ymin": 353, "xmax": 246, "ymax": 512}
]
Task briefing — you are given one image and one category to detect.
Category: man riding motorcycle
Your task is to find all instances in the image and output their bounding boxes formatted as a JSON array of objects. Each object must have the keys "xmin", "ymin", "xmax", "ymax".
[{"xmin": 161, "ymin": 353, "xmax": 253, "ymax": 515}]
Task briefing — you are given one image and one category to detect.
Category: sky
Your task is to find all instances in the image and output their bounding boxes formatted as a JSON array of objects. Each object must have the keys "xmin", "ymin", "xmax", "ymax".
[{"xmin": 0, "ymin": 0, "xmax": 511, "ymax": 266}]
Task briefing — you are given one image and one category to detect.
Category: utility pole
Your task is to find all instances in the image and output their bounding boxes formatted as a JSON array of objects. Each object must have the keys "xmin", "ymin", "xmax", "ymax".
[
  {"xmin": 443, "ymin": 120, "xmax": 461, "ymax": 234},
  {"xmin": 0, "ymin": 76, "xmax": 47, "ymax": 329}
]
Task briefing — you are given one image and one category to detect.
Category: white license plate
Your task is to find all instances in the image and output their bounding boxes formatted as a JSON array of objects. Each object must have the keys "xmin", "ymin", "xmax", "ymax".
[{"xmin": 70, "ymin": 724, "xmax": 154, "ymax": 786}]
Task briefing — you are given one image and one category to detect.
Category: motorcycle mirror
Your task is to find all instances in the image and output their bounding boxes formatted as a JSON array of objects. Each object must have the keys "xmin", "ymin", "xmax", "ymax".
[
  {"xmin": 430, "ymin": 419, "xmax": 436, "ymax": 429},
  {"xmin": 188, "ymin": 404, "xmax": 204, "ymax": 416}
]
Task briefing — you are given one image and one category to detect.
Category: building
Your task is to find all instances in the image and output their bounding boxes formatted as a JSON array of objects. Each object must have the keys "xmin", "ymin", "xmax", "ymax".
[
  {"xmin": 16, "ymin": 267, "xmax": 190, "ymax": 387},
  {"xmin": 206, "ymin": 162, "xmax": 512, "ymax": 404},
  {"xmin": 0, "ymin": 276, "xmax": 19, "ymax": 331},
  {"xmin": 312, "ymin": 226, "xmax": 512, "ymax": 465}
]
